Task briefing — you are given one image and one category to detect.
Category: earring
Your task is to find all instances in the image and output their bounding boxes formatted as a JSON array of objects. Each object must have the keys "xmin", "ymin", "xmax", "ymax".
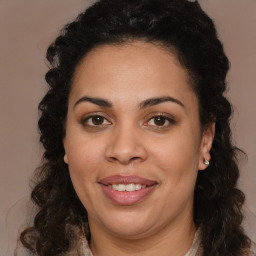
[{"xmin": 204, "ymin": 159, "xmax": 210, "ymax": 166}]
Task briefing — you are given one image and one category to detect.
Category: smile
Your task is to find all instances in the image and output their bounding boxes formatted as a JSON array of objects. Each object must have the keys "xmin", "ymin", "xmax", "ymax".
[
  {"xmin": 108, "ymin": 184, "xmax": 146, "ymax": 192},
  {"xmin": 99, "ymin": 175, "xmax": 157, "ymax": 205}
]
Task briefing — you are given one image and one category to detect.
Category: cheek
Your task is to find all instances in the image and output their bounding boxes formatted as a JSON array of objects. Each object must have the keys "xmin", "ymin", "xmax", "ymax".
[
  {"xmin": 150, "ymin": 137, "xmax": 199, "ymax": 213},
  {"xmin": 65, "ymin": 135, "xmax": 106, "ymax": 193},
  {"xmin": 148, "ymin": 130, "xmax": 200, "ymax": 191},
  {"xmin": 66, "ymin": 138, "xmax": 106, "ymax": 213},
  {"xmin": 150, "ymin": 131, "xmax": 200, "ymax": 169}
]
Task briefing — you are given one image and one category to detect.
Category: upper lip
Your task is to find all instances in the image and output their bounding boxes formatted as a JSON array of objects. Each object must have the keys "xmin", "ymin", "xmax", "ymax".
[{"xmin": 99, "ymin": 175, "xmax": 157, "ymax": 186}]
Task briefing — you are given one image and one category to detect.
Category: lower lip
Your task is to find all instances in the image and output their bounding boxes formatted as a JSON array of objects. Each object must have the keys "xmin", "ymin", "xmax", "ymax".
[{"xmin": 101, "ymin": 185, "xmax": 156, "ymax": 205}]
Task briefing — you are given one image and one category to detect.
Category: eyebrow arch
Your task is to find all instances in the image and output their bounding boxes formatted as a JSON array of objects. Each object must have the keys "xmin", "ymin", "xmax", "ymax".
[
  {"xmin": 139, "ymin": 96, "xmax": 184, "ymax": 109},
  {"xmin": 73, "ymin": 96, "xmax": 112, "ymax": 109}
]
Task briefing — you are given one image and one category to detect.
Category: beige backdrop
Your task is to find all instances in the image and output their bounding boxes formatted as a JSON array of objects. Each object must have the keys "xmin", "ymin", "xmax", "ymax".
[{"xmin": 1, "ymin": 0, "xmax": 255, "ymax": 255}]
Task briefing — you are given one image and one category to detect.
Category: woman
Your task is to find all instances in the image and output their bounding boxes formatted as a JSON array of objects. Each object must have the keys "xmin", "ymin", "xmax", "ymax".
[{"xmin": 20, "ymin": 0, "xmax": 255, "ymax": 255}]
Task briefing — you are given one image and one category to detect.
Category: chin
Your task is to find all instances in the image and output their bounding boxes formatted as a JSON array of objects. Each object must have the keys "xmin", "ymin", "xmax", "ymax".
[
  {"xmin": 98, "ymin": 211, "xmax": 155, "ymax": 238},
  {"xmin": 107, "ymin": 223, "xmax": 152, "ymax": 239}
]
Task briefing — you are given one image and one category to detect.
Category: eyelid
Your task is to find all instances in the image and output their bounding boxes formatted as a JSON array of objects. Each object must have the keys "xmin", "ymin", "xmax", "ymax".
[
  {"xmin": 81, "ymin": 112, "xmax": 112, "ymax": 126},
  {"xmin": 144, "ymin": 112, "xmax": 176, "ymax": 127},
  {"xmin": 145, "ymin": 112, "xmax": 175, "ymax": 121},
  {"xmin": 79, "ymin": 111, "xmax": 175, "ymax": 129}
]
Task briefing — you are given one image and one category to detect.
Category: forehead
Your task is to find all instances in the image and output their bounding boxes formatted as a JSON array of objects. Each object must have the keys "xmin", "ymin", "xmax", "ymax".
[
  {"xmin": 70, "ymin": 41, "xmax": 197, "ymax": 109},
  {"xmin": 73, "ymin": 41, "xmax": 188, "ymax": 81}
]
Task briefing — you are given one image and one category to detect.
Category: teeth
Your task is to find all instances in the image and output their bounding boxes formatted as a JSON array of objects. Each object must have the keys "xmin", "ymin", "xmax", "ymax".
[
  {"xmin": 135, "ymin": 184, "xmax": 142, "ymax": 190},
  {"xmin": 110, "ymin": 184, "xmax": 146, "ymax": 192},
  {"xmin": 117, "ymin": 184, "xmax": 126, "ymax": 192}
]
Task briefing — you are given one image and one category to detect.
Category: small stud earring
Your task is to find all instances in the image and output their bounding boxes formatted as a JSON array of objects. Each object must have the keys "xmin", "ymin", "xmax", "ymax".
[{"xmin": 204, "ymin": 159, "xmax": 210, "ymax": 166}]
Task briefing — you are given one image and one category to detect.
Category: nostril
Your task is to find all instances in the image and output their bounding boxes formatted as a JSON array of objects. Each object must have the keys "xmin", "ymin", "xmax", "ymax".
[
  {"xmin": 130, "ymin": 156, "xmax": 140, "ymax": 161},
  {"xmin": 108, "ymin": 156, "xmax": 142, "ymax": 164},
  {"xmin": 110, "ymin": 156, "xmax": 118, "ymax": 161}
]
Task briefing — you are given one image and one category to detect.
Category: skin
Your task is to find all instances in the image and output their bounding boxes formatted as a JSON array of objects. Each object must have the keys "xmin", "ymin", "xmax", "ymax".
[{"xmin": 63, "ymin": 41, "xmax": 215, "ymax": 256}]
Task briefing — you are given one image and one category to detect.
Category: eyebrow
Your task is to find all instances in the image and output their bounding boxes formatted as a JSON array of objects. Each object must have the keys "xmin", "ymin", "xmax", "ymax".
[
  {"xmin": 73, "ymin": 95, "xmax": 184, "ymax": 109},
  {"xmin": 74, "ymin": 96, "xmax": 112, "ymax": 109},
  {"xmin": 139, "ymin": 96, "xmax": 184, "ymax": 109}
]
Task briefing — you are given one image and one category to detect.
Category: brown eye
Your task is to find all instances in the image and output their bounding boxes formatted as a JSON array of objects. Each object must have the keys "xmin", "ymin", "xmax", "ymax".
[
  {"xmin": 153, "ymin": 116, "xmax": 166, "ymax": 126},
  {"xmin": 146, "ymin": 115, "xmax": 175, "ymax": 128},
  {"xmin": 83, "ymin": 115, "xmax": 111, "ymax": 127},
  {"xmin": 91, "ymin": 116, "xmax": 104, "ymax": 125}
]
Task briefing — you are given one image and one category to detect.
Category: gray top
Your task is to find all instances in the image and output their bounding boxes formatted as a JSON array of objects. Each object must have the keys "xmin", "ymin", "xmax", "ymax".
[
  {"xmin": 65, "ymin": 228, "xmax": 255, "ymax": 256},
  {"xmin": 77, "ymin": 229, "xmax": 203, "ymax": 256}
]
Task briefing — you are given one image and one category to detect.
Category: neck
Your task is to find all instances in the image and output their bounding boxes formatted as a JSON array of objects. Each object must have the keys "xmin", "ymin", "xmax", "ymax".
[{"xmin": 89, "ymin": 217, "xmax": 196, "ymax": 256}]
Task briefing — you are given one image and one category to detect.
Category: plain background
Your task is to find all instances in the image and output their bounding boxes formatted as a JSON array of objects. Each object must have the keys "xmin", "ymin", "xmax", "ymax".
[{"xmin": 1, "ymin": 0, "xmax": 255, "ymax": 255}]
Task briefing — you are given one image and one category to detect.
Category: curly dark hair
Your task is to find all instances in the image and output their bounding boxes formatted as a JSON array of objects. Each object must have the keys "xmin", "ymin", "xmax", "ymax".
[{"xmin": 20, "ymin": 0, "xmax": 252, "ymax": 255}]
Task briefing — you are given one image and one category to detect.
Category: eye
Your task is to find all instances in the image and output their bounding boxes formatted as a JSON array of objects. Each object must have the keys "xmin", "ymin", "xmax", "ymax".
[
  {"xmin": 146, "ymin": 115, "xmax": 175, "ymax": 128},
  {"xmin": 83, "ymin": 115, "xmax": 111, "ymax": 127}
]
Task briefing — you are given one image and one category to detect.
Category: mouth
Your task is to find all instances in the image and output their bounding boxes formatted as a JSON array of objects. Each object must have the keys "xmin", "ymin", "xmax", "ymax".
[
  {"xmin": 99, "ymin": 175, "xmax": 158, "ymax": 205},
  {"xmin": 108, "ymin": 183, "xmax": 147, "ymax": 192}
]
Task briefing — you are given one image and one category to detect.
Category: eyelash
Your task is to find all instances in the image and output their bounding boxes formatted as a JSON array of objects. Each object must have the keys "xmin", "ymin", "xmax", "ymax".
[
  {"xmin": 81, "ymin": 113, "xmax": 175, "ymax": 129},
  {"xmin": 145, "ymin": 114, "xmax": 176, "ymax": 128},
  {"xmin": 82, "ymin": 114, "xmax": 112, "ymax": 127}
]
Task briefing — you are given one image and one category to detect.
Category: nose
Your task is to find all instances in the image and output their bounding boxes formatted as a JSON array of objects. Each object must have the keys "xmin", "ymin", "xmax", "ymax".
[{"xmin": 105, "ymin": 125, "xmax": 147, "ymax": 165}]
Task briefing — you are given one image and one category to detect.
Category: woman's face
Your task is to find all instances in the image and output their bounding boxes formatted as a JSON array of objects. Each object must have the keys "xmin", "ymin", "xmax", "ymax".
[{"xmin": 64, "ymin": 41, "xmax": 214, "ymax": 239}]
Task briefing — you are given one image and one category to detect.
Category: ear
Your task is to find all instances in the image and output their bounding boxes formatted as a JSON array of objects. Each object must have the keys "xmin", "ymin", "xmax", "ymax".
[
  {"xmin": 198, "ymin": 122, "xmax": 215, "ymax": 170},
  {"xmin": 63, "ymin": 137, "xmax": 69, "ymax": 164}
]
